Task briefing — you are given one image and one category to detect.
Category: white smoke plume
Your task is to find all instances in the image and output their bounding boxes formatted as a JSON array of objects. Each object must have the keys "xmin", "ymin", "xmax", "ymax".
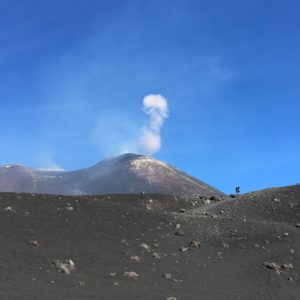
[
  {"xmin": 92, "ymin": 94, "xmax": 169, "ymax": 157},
  {"xmin": 139, "ymin": 94, "xmax": 169, "ymax": 155}
]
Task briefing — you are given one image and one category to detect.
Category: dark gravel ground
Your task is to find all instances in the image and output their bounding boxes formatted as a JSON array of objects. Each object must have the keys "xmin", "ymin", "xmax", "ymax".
[{"xmin": 0, "ymin": 185, "xmax": 300, "ymax": 299}]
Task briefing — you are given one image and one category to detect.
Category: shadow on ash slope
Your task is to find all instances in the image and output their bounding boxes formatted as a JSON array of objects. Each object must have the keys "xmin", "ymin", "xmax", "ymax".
[{"xmin": 0, "ymin": 185, "xmax": 300, "ymax": 300}]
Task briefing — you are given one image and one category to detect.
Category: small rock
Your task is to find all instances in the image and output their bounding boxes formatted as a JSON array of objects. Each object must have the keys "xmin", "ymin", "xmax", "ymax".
[
  {"xmin": 263, "ymin": 262, "xmax": 281, "ymax": 274},
  {"xmin": 282, "ymin": 263, "xmax": 294, "ymax": 270},
  {"xmin": 52, "ymin": 261, "xmax": 71, "ymax": 275},
  {"xmin": 152, "ymin": 252, "xmax": 161, "ymax": 259},
  {"xmin": 113, "ymin": 281, "xmax": 120, "ymax": 286},
  {"xmin": 179, "ymin": 208, "xmax": 186, "ymax": 213},
  {"xmin": 140, "ymin": 243, "xmax": 151, "ymax": 252},
  {"xmin": 295, "ymin": 223, "xmax": 300, "ymax": 228},
  {"xmin": 52, "ymin": 259, "xmax": 76, "ymax": 275},
  {"xmin": 179, "ymin": 246, "xmax": 188, "ymax": 252},
  {"xmin": 130, "ymin": 255, "xmax": 141, "ymax": 262},
  {"xmin": 273, "ymin": 198, "xmax": 280, "ymax": 202},
  {"xmin": 166, "ymin": 297, "xmax": 177, "ymax": 300},
  {"xmin": 189, "ymin": 240, "xmax": 201, "ymax": 248},
  {"xmin": 145, "ymin": 204, "xmax": 152, "ymax": 210},
  {"xmin": 202, "ymin": 199, "xmax": 211, "ymax": 205},
  {"xmin": 109, "ymin": 272, "xmax": 117, "ymax": 277},
  {"xmin": 162, "ymin": 273, "xmax": 172, "ymax": 280},
  {"xmin": 222, "ymin": 242, "xmax": 229, "ymax": 249},
  {"xmin": 67, "ymin": 259, "xmax": 76, "ymax": 271},
  {"xmin": 28, "ymin": 240, "xmax": 40, "ymax": 247},
  {"xmin": 283, "ymin": 232, "xmax": 289, "ymax": 237},
  {"xmin": 123, "ymin": 271, "xmax": 139, "ymax": 279},
  {"xmin": 4, "ymin": 206, "xmax": 16, "ymax": 213},
  {"xmin": 66, "ymin": 206, "xmax": 74, "ymax": 211}
]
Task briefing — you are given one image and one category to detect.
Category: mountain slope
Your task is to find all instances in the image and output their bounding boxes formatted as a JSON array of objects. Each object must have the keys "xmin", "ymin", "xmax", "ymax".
[
  {"xmin": 0, "ymin": 153, "xmax": 224, "ymax": 197},
  {"xmin": 0, "ymin": 185, "xmax": 299, "ymax": 299}
]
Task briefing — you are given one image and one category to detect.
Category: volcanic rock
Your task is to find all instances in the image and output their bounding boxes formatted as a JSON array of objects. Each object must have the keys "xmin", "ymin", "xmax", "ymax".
[{"xmin": 123, "ymin": 271, "xmax": 139, "ymax": 279}]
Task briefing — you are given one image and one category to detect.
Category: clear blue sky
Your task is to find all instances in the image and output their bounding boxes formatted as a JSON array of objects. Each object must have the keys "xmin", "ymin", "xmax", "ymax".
[{"xmin": 1, "ymin": 0, "xmax": 300, "ymax": 194}]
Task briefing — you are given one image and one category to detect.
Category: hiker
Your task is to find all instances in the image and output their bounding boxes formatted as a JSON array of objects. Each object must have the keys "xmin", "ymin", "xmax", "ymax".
[{"xmin": 235, "ymin": 186, "xmax": 240, "ymax": 194}]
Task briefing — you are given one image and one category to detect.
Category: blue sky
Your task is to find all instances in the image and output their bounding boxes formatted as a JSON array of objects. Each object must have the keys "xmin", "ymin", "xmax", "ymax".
[{"xmin": 1, "ymin": 0, "xmax": 299, "ymax": 193}]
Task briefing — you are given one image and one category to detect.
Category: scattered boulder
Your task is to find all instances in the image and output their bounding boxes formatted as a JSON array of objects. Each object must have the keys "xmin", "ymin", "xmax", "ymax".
[
  {"xmin": 130, "ymin": 255, "xmax": 141, "ymax": 262},
  {"xmin": 179, "ymin": 208, "xmax": 186, "ymax": 213},
  {"xmin": 27, "ymin": 240, "xmax": 40, "ymax": 247},
  {"xmin": 263, "ymin": 262, "xmax": 281, "ymax": 274},
  {"xmin": 123, "ymin": 271, "xmax": 139, "ymax": 279},
  {"xmin": 179, "ymin": 246, "xmax": 188, "ymax": 252},
  {"xmin": 295, "ymin": 223, "xmax": 300, "ymax": 228},
  {"xmin": 189, "ymin": 240, "xmax": 201, "ymax": 248},
  {"xmin": 4, "ymin": 206, "xmax": 17, "ymax": 213},
  {"xmin": 140, "ymin": 243, "xmax": 151, "ymax": 252},
  {"xmin": 162, "ymin": 273, "xmax": 172, "ymax": 280},
  {"xmin": 145, "ymin": 204, "xmax": 152, "ymax": 210},
  {"xmin": 222, "ymin": 242, "xmax": 230, "ymax": 249},
  {"xmin": 210, "ymin": 196, "xmax": 221, "ymax": 201},
  {"xmin": 282, "ymin": 263, "xmax": 294, "ymax": 270},
  {"xmin": 52, "ymin": 259, "xmax": 76, "ymax": 275},
  {"xmin": 166, "ymin": 297, "xmax": 177, "ymax": 300},
  {"xmin": 202, "ymin": 199, "xmax": 211, "ymax": 205}
]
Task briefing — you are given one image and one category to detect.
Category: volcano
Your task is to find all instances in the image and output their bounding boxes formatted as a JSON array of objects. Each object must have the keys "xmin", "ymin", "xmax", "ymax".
[{"xmin": 0, "ymin": 153, "xmax": 224, "ymax": 197}]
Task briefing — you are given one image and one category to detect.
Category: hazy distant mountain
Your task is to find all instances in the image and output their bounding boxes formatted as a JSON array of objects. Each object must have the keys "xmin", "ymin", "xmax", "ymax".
[{"xmin": 0, "ymin": 153, "xmax": 224, "ymax": 197}]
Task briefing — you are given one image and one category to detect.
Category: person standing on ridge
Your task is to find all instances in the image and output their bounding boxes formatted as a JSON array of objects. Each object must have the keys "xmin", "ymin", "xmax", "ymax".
[{"xmin": 235, "ymin": 186, "xmax": 240, "ymax": 194}]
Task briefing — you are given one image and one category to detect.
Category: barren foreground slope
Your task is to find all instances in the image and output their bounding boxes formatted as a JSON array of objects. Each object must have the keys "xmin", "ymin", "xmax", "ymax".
[{"xmin": 0, "ymin": 185, "xmax": 300, "ymax": 299}]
